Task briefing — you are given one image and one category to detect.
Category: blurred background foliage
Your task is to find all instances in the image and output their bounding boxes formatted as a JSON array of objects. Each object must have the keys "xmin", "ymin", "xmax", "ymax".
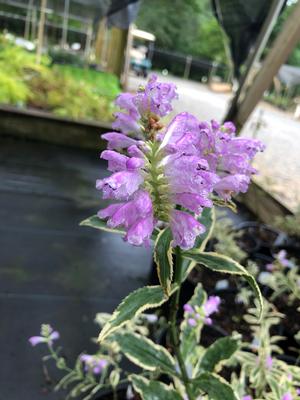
[
  {"xmin": 136, "ymin": 0, "xmax": 228, "ymax": 65},
  {"xmin": 137, "ymin": 0, "xmax": 300, "ymax": 69},
  {"xmin": 0, "ymin": 34, "xmax": 120, "ymax": 121}
]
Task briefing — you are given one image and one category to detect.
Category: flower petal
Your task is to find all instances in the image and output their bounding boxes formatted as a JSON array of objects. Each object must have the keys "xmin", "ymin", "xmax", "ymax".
[{"xmin": 170, "ymin": 210, "xmax": 205, "ymax": 250}]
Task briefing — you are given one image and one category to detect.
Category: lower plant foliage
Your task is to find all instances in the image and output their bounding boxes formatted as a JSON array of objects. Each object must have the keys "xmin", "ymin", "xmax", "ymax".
[{"xmin": 29, "ymin": 75, "xmax": 300, "ymax": 400}]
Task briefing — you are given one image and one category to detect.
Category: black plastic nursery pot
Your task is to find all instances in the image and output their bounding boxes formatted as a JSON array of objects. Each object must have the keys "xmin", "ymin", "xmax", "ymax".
[
  {"xmin": 235, "ymin": 221, "xmax": 281, "ymax": 256},
  {"xmin": 95, "ymin": 389, "xmax": 131, "ymax": 400}
]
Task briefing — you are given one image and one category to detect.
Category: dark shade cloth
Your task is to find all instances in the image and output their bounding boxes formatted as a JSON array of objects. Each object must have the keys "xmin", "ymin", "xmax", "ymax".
[
  {"xmin": 2, "ymin": 0, "xmax": 139, "ymax": 24},
  {"xmin": 211, "ymin": 0, "xmax": 285, "ymax": 78}
]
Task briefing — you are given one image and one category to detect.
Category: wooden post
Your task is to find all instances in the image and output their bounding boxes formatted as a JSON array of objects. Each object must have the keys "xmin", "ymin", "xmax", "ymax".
[
  {"xmin": 31, "ymin": 6, "xmax": 37, "ymax": 41},
  {"xmin": 232, "ymin": 1, "xmax": 300, "ymax": 130},
  {"xmin": 36, "ymin": 0, "xmax": 47, "ymax": 64},
  {"xmin": 183, "ymin": 55, "xmax": 193, "ymax": 80},
  {"xmin": 224, "ymin": 0, "xmax": 285, "ymax": 123},
  {"xmin": 84, "ymin": 22, "xmax": 93, "ymax": 61},
  {"xmin": 95, "ymin": 17, "xmax": 108, "ymax": 68},
  {"xmin": 121, "ymin": 24, "xmax": 134, "ymax": 90},
  {"xmin": 61, "ymin": 0, "xmax": 70, "ymax": 48},
  {"xmin": 24, "ymin": 0, "xmax": 34, "ymax": 40},
  {"xmin": 106, "ymin": 27, "xmax": 128, "ymax": 79}
]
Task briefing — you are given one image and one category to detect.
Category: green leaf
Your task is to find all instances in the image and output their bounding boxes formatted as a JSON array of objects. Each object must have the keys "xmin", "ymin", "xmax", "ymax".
[
  {"xmin": 98, "ymin": 286, "xmax": 174, "ymax": 342},
  {"xmin": 154, "ymin": 228, "xmax": 173, "ymax": 296},
  {"xmin": 180, "ymin": 284, "xmax": 207, "ymax": 361},
  {"xmin": 194, "ymin": 207, "xmax": 216, "ymax": 251},
  {"xmin": 182, "ymin": 251, "xmax": 263, "ymax": 317},
  {"xmin": 80, "ymin": 215, "xmax": 160, "ymax": 239},
  {"xmin": 212, "ymin": 197, "xmax": 237, "ymax": 213},
  {"xmin": 112, "ymin": 332, "xmax": 176, "ymax": 375},
  {"xmin": 80, "ymin": 215, "xmax": 125, "ymax": 235},
  {"xmin": 192, "ymin": 372, "xmax": 238, "ymax": 400},
  {"xmin": 198, "ymin": 337, "xmax": 239, "ymax": 373},
  {"xmin": 130, "ymin": 375, "xmax": 181, "ymax": 400},
  {"xmin": 181, "ymin": 207, "xmax": 215, "ymax": 281}
]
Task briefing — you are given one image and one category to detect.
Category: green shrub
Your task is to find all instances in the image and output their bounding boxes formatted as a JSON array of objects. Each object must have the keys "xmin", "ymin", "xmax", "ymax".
[
  {"xmin": 0, "ymin": 33, "xmax": 120, "ymax": 122},
  {"xmin": 0, "ymin": 70, "xmax": 28, "ymax": 104}
]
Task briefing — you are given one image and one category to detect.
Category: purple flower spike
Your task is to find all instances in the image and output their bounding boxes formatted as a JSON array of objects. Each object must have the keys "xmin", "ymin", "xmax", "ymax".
[
  {"xmin": 242, "ymin": 396, "xmax": 253, "ymax": 400},
  {"xmin": 183, "ymin": 304, "xmax": 194, "ymax": 313},
  {"xmin": 80, "ymin": 354, "xmax": 108, "ymax": 375},
  {"xmin": 96, "ymin": 76, "xmax": 264, "ymax": 249},
  {"xmin": 29, "ymin": 326, "xmax": 59, "ymax": 347},
  {"xmin": 188, "ymin": 318, "xmax": 197, "ymax": 327}
]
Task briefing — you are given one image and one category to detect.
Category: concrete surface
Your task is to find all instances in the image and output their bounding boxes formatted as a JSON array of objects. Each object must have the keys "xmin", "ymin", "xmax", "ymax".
[{"xmin": 0, "ymin": 137, "xmax": 152, "ymax": 399}]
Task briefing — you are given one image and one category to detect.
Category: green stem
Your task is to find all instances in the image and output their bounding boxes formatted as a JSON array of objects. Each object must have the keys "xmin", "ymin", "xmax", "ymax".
[
  {"xmin": 47, "ymin": 343, "xmax": 73, "ymax": 373},
  {"xmin": 169, "ymin": 247, "xmax": 194, "ymax": 400}
]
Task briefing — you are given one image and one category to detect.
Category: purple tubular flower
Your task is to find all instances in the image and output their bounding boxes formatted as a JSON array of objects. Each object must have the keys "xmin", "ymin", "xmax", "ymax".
[
  {"xmin": 80, "ymin": 354, "xmax": 108, "ymax": 375},
  {"xmin": 214, "ymin": 174, "xmax": 250, "ymax": 200},
  {"xmin": 96, "ymin": 76, "xmax": 264, "ymax": 249},
  {"xmin": 29, "ymin": 326, "xmax": 59, "ymax": 347},
  {"xmin": 204, "ymin": 296, "xmax": 221, "ymax": 317},
  {"xmin": 170, "ymin": 210, "xmax": 205, "ymax": 250},
  {"xmin": 96, "ymin": 171, "xmax": 143, "ymax": 200},
  {"xmin": 135, "ymin": 74, "xmax": 178, "ymax": 117},
  {"xmin": 102, "ymin": 132, "xmax": 138, "ymax": 150},
  {"xmin": 183, "ymin": 304, "xmax": 194, "ymax": 313},
  {"xmin": 204, "ymin": 317, "xmax": 213, "ymax": 325},
  {"xmin": 29, "ymin": 336, "xmax": 46, "ymax": 346},
  {"xmin": 266, "ymin": 263, "xmax": 274, "ymax": 271},
  {"xmin": 173, "ymin": 193, "xmax": 213, "ymax": 214},
  {"xmin": 112, "ymin": 112, "xmax": 141, "ymax": 135},
  {"xmin": 265, "ymin": 355, "xmax": 273, "ymax": 369},
  {"xmin": 124, "ymin": 214, "xmax": 155, "ymax": 247},
  {"xmin": 282, "ymin": 393, "xmax": 293, "ymax": 400},
  {"xmin": 187, "ymin": 318, "xmax": 197, "ymax": 327},
  {"xmin": 101, "ymin": 150, "xmax": 128, "ymax": 172},
  {"xmin": 115, "ymin": 93, "xmax": 138, "ymax": 116},
  {"xmin": 277, "ymin": 250, "xmax": 290, "ymax": 267},
  {"xmin": 242, "ymin": 396, "xmax": 253, "ymax": 400},
  {"xmin": 222, "ymin": 121, "xmax": 236, "ymax": 134}
]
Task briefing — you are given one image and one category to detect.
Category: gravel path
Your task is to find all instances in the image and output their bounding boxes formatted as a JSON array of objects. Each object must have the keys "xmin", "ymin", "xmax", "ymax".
[{"xmin": 129, "ymin": 74, "xmax": 300, "ymax": 211}]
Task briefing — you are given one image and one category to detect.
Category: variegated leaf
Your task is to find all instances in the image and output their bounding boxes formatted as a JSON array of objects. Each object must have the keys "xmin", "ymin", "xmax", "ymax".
[
  {"xmin": 154, "ymin": 227, "xmax": 173, "ymax": 296},
  {"xmin": 112, "ymin": 332, "xmax": 176, "ymax": 375},
  {"xmin": 182, "ymin": 251, "xmax": 263, "ymax": 317},
  {"xmin": 98, "ymin": 285, "xmax": 176, "ymax": 342},
  {"xmin": 80, "ymin": 215, "xmax": 125, "ymax": 235},
  {"xmin": 192, "ymin": 372, "xmax": 238, "ymax": 400},
  {"xmin": 130, "ymin": 375, "xmax": 181, "ymax": 400},
  {"xmin": 198, "ymin": 336, "xmax": 239, "ymax": 373}
]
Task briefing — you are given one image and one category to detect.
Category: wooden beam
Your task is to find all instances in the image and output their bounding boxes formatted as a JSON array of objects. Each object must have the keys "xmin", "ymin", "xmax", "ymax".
[
  {"xmin": 106, "ymin": 27, "xmax": 128, "ymax": 79},
  {"xmin": 224, "ymin": 0, "xmax": 285, "ymax": 123},
  {"xmin": 36, "ymin": 0, "xmax": 47, "ymax": 64},
  {"xmin": 232, "ymin": 1, "xmax": 300, "ymax": 130}
]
